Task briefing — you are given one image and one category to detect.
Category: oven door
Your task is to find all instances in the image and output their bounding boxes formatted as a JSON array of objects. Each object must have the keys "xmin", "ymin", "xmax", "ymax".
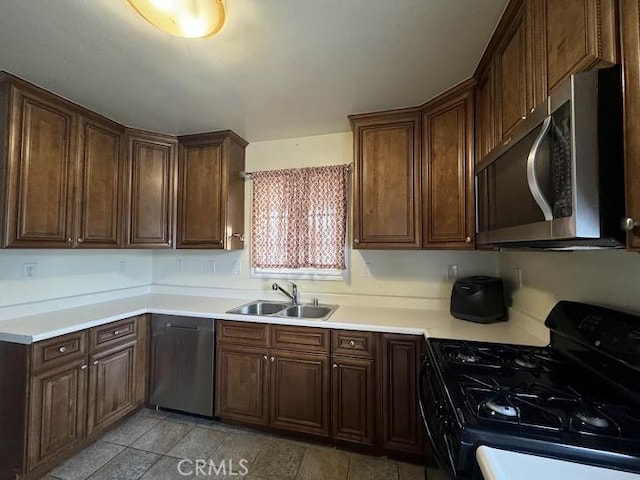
[{"xmin": 419, "ymin": 353, "xmax": 458, "ymax": 479}]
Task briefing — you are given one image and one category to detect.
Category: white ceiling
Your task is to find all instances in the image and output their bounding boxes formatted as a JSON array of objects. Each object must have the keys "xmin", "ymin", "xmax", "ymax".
[{"xmin": 0, "ymin": 0, "xmax": 506, "ymax": 142}]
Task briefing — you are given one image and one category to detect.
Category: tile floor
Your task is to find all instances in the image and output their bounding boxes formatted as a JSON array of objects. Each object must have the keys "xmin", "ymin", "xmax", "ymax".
[{"xmin": 40, "ymin": 409, "xmax": 445, "ymax": 480}]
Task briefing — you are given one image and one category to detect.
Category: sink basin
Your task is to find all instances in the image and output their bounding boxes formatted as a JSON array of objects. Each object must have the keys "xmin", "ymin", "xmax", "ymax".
[
  {"xmin": 279, "ymin": 305, "xmax": 337, "ymax": 319},
  {"xmin": 227, "ymin": 301, "xmax": 289, "ymax": 315},
  {"xmin": 227, "ymin": 300, "xmax": 338, "ymax": 320}
]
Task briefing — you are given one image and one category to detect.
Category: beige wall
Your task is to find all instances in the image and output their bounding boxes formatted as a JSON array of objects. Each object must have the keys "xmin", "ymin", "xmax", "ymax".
[
  {"xmin": 152, "ymin": 132, "xmax": 499, "ymax": 300},
  {"xmin": 499, "ymin": 250, "xmax": 640, "ymax": 323},
  {"xmin": 0, "ymin": 250, "xmax": 153, "ymax": 308}
]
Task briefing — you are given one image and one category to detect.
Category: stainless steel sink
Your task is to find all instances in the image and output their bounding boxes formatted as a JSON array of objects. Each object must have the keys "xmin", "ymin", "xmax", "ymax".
[
  {"xmin": 227, "ymin": 301, "xmax": 290, "ymax": 315},
  {"xmin": 227, "ymin": 300, "xmax": 338, "ymax": 321},
  {"xmin": 278, "ymin": 305, "xmax": 336, "ymax": 319}
]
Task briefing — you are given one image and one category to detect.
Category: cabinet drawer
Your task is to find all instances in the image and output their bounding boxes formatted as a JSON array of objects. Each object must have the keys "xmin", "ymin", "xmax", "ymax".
[
  {"xmin": 332, "ymin": 330, "xmax": 376, "ymax": 358},
  {"xmin": 217, "ymin": 320, "xmax": 270, "ymax": 347},
  {"xmin": 32, "ymin": 331, "xmax": 88, "ymax": 373},
  {"xmin": 90, "ymin": 317, "xmax": 138, "ymax": 351},
  {"xmin": 271, "ymin": 325, "xmax": 330, "ymax": 354}
]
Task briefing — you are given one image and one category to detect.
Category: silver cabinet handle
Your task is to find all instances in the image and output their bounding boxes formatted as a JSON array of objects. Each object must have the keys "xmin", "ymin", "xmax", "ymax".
[
  {"xmin": 93, "ymin": 360, "xmax": 99, "ymax": 365},
  {"xmin": 80, "ymin": 365, "xmax": 88, "ymax": 370},
  {"xmin": 621, "ymin": 217, "xmax": 640, "ymax": 232},
  {"xmin": 465, "ymin": 236, "xmax": 472, "ymax": 243},
  {"xmin": 349, "ymin": 340, "xmax": 356, "ymax": 347},
  {"xmin": 527, "ymin": 116, "xmax": 554, "ymax": 221},
  {"xmin": 229, "ymin": 233, "xmax": 245, "ymax": 242},
  {"xmin": 114, "ymin": 330, "xmax": 119, "ymax": 335},
  {"xmin": 78, "ymin": 238, "xmax": 84, "ymax": 243},
  {"xmin": 59, "ymin": 346, "xmax": 67, "ymax": 353},
  {"xmin": 67, "ymin": 237, "xmax": 72, "ymax": 243},
  {"xmin": 263, "ymin": 355, "xmax": 268, "ymax": 361},
  {"xmin": 354, "ymin": 239, "xmax": 360, "ymax": 245},
  {"xmin": 332, "ymin": 363, "xmax": 338, "ymax": 369},
  {"xmin": 270, "ymin": 356, "xmax": 275, "ymax": 362}
]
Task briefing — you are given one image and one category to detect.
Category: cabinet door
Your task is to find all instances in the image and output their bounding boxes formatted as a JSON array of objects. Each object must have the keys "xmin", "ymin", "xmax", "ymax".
[
  {"xmin": 124, "ymin": 131, "xmax": 177, "ymax": 248},
  {"xmin": 270, "ymin": 350, "xmax": 330, "ymax": 436},
  {"xmin": 423, "ymin": 89, "xmax": 475, "ymax": 249},
  {"xmin": 331, "ymin": 357, "xmax": 375, "ymax": 445},
  {"xmin": 75, "ymin": 116, "xmax": 123, "ymax": 248},
  {"xmin": 495, "ymin": 2, "xmax": 529, "ymax": 139},
  {"xmin": 380, "ymin": 334, "xmax": 424, "ymax": 455},
  {"xmin": 475, "ymin": 62, "xmax": 497, "ymax": 163},
  {"xmin": 352, "ymin": 113, "xmax": 422, "ymax": 249},
  {"xmin": 87, "ymin": 342, "xmax": 137, "ymax": 435},
  {"xmin": 5, "ymin": 88, "xmax": 76, "ymax": 248},
  {"xmin": 620, "ymin": 0, "xmax": 640, "ymax": 250},
  {"xmin": 28, "ymin": 359, "xmax": 87, "ymax": 472},
  {"xmin": 545, "ymin": 0, "xmax": 617, "ymax": 92},
  {"xmin": 177, "ymin": 141, "xmax": 225, "ymax": 248},
  {"xmin": 216, "ymin": 345, "xmax": 270, "ymax": 426}
]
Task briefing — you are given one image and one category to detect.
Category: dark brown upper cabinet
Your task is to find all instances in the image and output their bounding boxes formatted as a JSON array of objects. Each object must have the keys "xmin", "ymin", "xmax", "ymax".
[
  {"xmin": 349, "ymin": 110, "xmax": 422, "ymax": 249},
  {"xmin": 620, "ymin": 0, "xmax": 640, "ymax": 250},
  {"xmin": 545, "ymin": 0, "xmax": 617, "ymax": 93},
  {"xmin": 75, "ymin": 114, "xmax": 124, "ymax": 248},
  {"xmin": 0, "ymin": 79, "xmax": 77, "ymax": 248},
  {"xmin": 0, "ymin": 75, "xmax": 124, "ymax": 249},
  {"xmin": 422, "ymin": 82, "xmax": 475, "ymax": 249},
  {"xmin": 475, "ymin": 60, "xmax": 498, "ymax": 164},
  {"xmin": 177, "ymin": 131, "xmax": 247, "ymax": 249},
  {"xmin": 123, "ymin": 129, "xmax": 177, "ymax": 248}
]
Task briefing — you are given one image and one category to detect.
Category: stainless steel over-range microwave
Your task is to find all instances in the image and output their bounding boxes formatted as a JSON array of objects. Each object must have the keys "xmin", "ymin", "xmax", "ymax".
[{"xmin": 475, "ymin": 67, "xmax": 625, "ymax": 249}]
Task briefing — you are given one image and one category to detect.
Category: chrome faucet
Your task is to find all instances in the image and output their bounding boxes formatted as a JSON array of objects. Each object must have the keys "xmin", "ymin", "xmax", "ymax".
[{"xmin": 272, "ymin": 282, "xmax": 298, "ymax": 305}]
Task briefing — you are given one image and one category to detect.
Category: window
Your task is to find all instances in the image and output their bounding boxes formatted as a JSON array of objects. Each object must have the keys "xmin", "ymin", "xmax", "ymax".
[{"xmin": 250, "ymin": 164, "xmax": 349, "ymax": 280}]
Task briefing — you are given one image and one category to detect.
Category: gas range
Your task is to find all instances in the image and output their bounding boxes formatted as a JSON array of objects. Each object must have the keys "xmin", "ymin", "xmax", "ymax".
[{"xmin": 419, "ymin": 301, "xmax": 640, "ymax": 479}]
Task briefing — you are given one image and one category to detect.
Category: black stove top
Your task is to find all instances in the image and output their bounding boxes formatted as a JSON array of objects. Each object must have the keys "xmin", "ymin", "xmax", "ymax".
[{"xmin": 420, "ymin": 301, "xmax": 640, "ymax": 479}]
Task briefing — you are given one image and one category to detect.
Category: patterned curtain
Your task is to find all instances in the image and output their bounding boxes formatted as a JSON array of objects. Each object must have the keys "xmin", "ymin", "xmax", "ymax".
[{"xmin": 251, "ymin": 164, "xmax": 349, "ymax": 269}]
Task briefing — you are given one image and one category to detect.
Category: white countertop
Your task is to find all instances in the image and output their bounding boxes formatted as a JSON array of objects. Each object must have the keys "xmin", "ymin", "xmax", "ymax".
[
  {"xmin": 0, "ymin": 293, "xmax": 547, "ymax": 345},
  {"xmin": 477, "ymin": 446, "xmax": 640, "ymax": 480}
]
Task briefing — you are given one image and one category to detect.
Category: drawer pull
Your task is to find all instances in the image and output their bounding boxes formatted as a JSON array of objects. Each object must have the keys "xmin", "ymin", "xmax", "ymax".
[
  {"xmin": 332, "ymin": 363, "xmax": 338, "ymax": 369},
  {"xmin": 59, "ymin": 346, "xmax": 67, "ymax": 353},
  {"xmin": 263, "ymin": 355, "xmax": 268, "ymax": 361},
  {"xmin": 270, "ymin": 356, "xmax": 275, "ymax": 362},
  {"xmin": 80, "ymin": 365, "xmax": 87, "ymax": 370},
  {"xmin": 114, "ymin": 330, "xmax": 119, "ymax": 335},
  {"xmin": 349, "ymin": 340, "xmax": 356, "ymax": 347},
  {"xmin": 93, "ymin": 360, "xmax": 99, "ymax": 365}
]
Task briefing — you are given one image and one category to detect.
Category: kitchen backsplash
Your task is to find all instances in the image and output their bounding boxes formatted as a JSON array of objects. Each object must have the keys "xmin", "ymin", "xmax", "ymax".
[{"xmin": 500, "ymin": 249, "xmax": 640, "ymax": 323}]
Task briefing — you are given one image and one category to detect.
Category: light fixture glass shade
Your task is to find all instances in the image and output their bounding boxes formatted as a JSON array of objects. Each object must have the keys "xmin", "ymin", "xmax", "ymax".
[{"xmin": 127, "ymin": 0, "xmax": 225, "ymax": 39}]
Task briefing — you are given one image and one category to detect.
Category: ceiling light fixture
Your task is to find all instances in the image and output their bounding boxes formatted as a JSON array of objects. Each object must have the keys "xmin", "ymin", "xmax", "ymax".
[{"xmin": 127, "ymin": 0, "xmax": 225, "ymax": 39}]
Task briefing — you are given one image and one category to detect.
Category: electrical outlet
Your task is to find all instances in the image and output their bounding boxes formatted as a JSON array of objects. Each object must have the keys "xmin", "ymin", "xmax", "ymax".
[
  {"xmin": 176, "ymin": 259, "xmax": 184, "ymax": 273},
  {"xmin": 515, "ymin": 267, "xmax": 523, "ymax": 288},
  {"xmin": 23, "ymin": 263, "xmax": 37, "ymax": 280},
  {"xmin": 232, "ymin": 260, "xmax": 242, "ymax": 275},
  {"xmin": 206, "ymin": 260, "xmax": 216, "ymax": 275},
  {"xmin": 119, "ymin": 260, "xmax": 127, "ymax": 274},
  {"xmin": 361, "ymin": 263, "xmax": 372, "ymax": 278},
  {"xmin": 447, "ymin": 264, "xmax": 458, "ymax": 281}
]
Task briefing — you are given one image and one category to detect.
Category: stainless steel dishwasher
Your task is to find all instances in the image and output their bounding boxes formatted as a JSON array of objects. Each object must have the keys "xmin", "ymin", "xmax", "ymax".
[{"xmin": 149, "ymin": 315, "xmax": 214, "ymax": 416}]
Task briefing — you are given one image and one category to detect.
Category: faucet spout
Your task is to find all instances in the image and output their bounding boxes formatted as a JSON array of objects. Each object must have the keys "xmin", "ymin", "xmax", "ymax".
[{"xmin": 272, "ymin": 282, "xmax": 298, "ymax": 305}]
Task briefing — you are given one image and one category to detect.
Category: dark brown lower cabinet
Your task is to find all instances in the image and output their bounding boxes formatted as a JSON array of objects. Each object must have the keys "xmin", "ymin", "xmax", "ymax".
[
  {"xmin": 27, "ymin": 359, "xmax": 88, "ymax": 472},
  {"xmin": 380, "ymin": 333, "xmax": 425, "ymax": 455},
  {"xmin": 216, "ymin": 344, "xmax": 270, "ymax": 425},
  {"xmin": 215, "ymin": 321, "xmax": 425, "ymax": 459},
  {"xmin": 331, "ymin": 356, "xmax": 376, "ymax": 446},
  {"xmin": 87, "ymin": 341, "xmax": 137, "ymax": 435},
  {"xmin": 0, "ymin": 315, "xmax": 148, "ymax": 479},
  {"xmin": 270, "ymin": 351, "xmax": 330, "ymax": 436}
]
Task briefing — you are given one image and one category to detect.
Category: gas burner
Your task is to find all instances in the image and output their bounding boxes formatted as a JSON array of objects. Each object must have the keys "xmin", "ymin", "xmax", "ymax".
[
  {"xmin": 514, "ymin": 355, "xmax": 541, "ymax": 370},
  {"xmin": 485, "ymin": 399, "xmax": 519, "ymax": 417},
  {"xmin": 574, "ymin": 410, "xmax": 610, "ymax": 429},
  {"xmin": 455, "ymin": 351, "xmax": 480, "ymax": 364}
]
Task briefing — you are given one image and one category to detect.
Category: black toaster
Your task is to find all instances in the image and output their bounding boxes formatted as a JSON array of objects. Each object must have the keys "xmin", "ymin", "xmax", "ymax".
[{"xmin": 450, "ymin": 276, "xmax": 507, "ymax": 323}]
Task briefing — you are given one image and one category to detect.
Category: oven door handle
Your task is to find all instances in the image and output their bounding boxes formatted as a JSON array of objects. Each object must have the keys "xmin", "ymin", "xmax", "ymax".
[
  {"xmin": 418, "ymin": 357, "xmax": 457, "ymax": 480},
  {"xmin": 526, "ymin": 115, "xmax": 554, "ymax": 221}
]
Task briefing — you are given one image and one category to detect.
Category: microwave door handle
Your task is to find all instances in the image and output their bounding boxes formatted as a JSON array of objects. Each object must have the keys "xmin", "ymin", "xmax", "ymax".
[{"xmin": 527, "ymin": 115, "xmax": 554, "ymax": 221}]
